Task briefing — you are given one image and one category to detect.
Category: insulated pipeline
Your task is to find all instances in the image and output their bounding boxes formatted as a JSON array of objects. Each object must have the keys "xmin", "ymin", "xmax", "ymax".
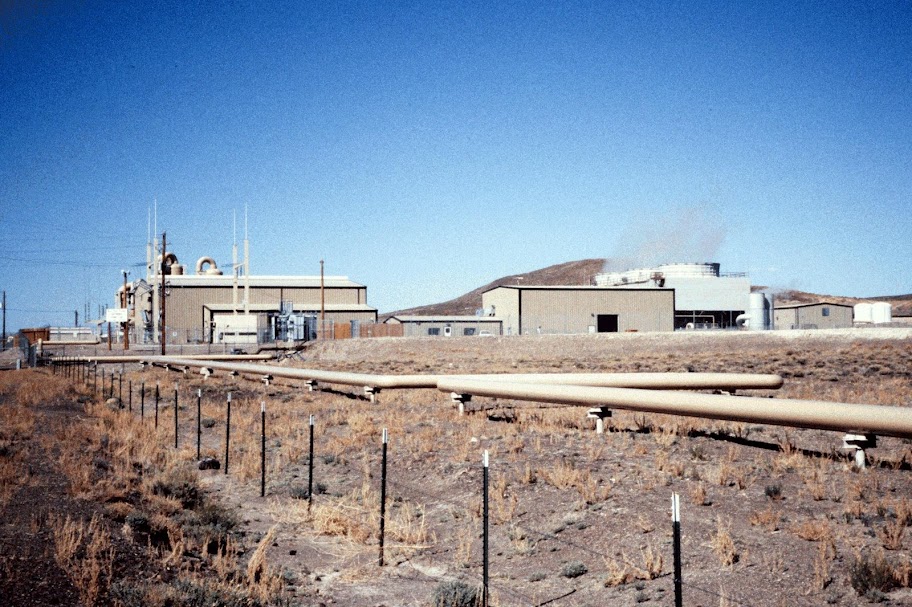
[{"xmin": 436, "ymin": 378, "xmax": 912, "ymax": 440}]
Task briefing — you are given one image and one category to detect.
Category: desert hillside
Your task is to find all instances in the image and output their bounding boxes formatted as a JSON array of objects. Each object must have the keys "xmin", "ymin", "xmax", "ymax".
[{"xmin": 386, "ymin": 258, "xmax": 912, "ymax": 317}]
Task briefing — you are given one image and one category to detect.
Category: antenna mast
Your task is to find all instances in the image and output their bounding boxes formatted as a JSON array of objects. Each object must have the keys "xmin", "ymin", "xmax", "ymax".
[
  {"xmin": 232, "ymin": 210, "xmax": 238, "ymax": 318},
  {"xmin": 243, "ymin": 203, "xmax": 250, "ymax": 316}
]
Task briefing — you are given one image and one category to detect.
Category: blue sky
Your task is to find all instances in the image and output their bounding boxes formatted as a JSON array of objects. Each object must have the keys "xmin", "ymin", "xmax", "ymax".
[{"xmin": 1, "ymin": 1, "xmax": 910, "ymax": 330}]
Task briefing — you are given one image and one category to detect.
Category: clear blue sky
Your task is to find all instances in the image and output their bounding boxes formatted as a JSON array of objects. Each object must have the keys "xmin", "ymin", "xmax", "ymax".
[{"xmin": 1, "ymin": 1, "xmax": 910, "ymax": 330}]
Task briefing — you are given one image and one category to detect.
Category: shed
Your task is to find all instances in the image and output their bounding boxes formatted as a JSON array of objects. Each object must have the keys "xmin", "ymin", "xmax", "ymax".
[{"xmin": 773, "ymin": 302, "xmax": 854, "ymax": 330}]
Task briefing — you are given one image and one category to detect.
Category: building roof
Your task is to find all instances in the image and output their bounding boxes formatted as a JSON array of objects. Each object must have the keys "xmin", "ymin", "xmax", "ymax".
[
  {"xmin": 482, "ymin": 284, "xmax": 672, "ymax": 295},
  {"xmin": 774, "ymin": 302, "xmax": 853, "ymax": 310},
  {"xmin": 203, "ymin": 303, "xmax": 377, "ymax": 313},
  {"xmin": 385, "ymin": 315, "xmax": 503, "ymax": 323},
  {"xmin": 153, "ymin": 275, "xmax": 365, "ymax": 288}
]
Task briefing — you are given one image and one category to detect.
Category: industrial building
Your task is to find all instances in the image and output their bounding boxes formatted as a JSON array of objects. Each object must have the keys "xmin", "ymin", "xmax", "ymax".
[
  {"xmin": 384, "ymin": 315, "xmax": 503, "ymax": 337},
  {"xmin": 123, "ymin": 250, "xmax": 377, "ymax": 345},
  {"xmin": 774, "ymin": 302, "xmax": 854, "ymax": 330},
  {"xmin": 594, "ymin": 263, "xmax": 749, "ymax": 329},
  {"xmin": 481, "ymin": 286, "xmax": 674, "ymax": 335}
]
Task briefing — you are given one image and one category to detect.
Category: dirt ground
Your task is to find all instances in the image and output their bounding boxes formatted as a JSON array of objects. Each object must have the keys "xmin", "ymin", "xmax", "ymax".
[{"xmin": 2, "ymin": 329, "xmax": 912, "ymax": 606}]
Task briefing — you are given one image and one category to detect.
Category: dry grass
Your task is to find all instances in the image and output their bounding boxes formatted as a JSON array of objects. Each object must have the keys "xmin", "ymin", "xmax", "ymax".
[
  {"xmin": 710, "ymin": 517, "xmax": 739, "ymax": 567},
  {"xmin": 49, "ymin": 513, "xmax": 115, "ymax": 605}
]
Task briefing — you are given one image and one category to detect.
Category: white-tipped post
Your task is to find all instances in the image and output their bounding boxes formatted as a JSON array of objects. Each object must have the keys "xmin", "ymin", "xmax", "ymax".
[
  {"xmin": 309, "ymin": 414, "xmax": 315, "ymax": 426},
  {"xmin": 261, "ymin": 401, "xmax": 266, "ymax": 413},
  {"xmin": 198, "ymin": 388, "xmax": 202, "ymax": 398},
  {"xmin": 382, "ymin": 427, "xmax": 388, "ymax": 444}
]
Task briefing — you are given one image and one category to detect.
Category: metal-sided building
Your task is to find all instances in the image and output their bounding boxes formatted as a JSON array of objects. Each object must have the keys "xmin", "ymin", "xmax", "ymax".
[
  {"xmin": 594, "ymin": 262, "xmax": 749, "ymax": 329},
  {"xmin": 773, "ymin": 302, "xmax": 853, "ymax": 330},
  {"xmin": 384, "ymin": 315, "xmax": 503, "ymax": 337},
  {"xmin": 125, "ymin": 252, "xmax": 377, "ymax": 344},
  {"xmin": 481, "ymin": 286, "xmax": 674, "ymax": 335}
]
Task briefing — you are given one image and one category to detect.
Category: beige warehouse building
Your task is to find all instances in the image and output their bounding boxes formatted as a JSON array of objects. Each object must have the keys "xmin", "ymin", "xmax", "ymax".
[
  {"xmin": 773, "ymin": 302, "xmax": 853, "ymax": 330},
  {"xmin": 384, "ymin": 315, "xmax": 503, "ymax": 337},
  {"xmin": 481, "ymin": 286, "xmax": 674, "ymax": 335},
  {"xmin": 125, "ymin": 252, "xmax": 377, "ymax": 345}
]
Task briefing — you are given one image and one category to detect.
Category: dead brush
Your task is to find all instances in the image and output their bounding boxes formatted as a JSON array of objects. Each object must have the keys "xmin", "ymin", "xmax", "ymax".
[
  {"xmin": 749, "ymin": 506, "xmax": 781, "ymax": 532},
  {"xmin": 710, "ymin": 517, "xmax": 739, "ymax": 567},
  {"xmin": 793, "ymin": 518, "xmax": 836, "ymax": 549},
  {"xmin": 878, "ymin": 518, "xmax": 906, "ymax": 550},
  {"xmin": 50, "ymin": 513, "xmax": 115, "ymax": 606},
  {"xmin": 246, "ymin": 525, "xmax": 283, "ymax": 601}
]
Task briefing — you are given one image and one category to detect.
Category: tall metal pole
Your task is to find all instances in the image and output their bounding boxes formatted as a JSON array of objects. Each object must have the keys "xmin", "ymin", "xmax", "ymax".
[
  {"xmin": 1, "ymin": 290, "xmax": 5, "ymax": 350},
  {"xmin": 160, "ymin": 232, "xmax": 167, "ymax": 356},
  {"xmin": 320, "ymin": 259, "xmax": 325, "ymax": 339},
  {"xmin": 122, "ymin": 271, "xmax": 129, "ymax": 351},
  {"xmin": 379, "ymin": 428, "xmax": 388, "ymax": 566}
]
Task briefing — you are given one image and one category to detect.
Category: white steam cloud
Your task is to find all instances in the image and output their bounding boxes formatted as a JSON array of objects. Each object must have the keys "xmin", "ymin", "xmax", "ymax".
[{"xmin": 603, "ymin": 204, "xmax": 727, "ymax": 272}]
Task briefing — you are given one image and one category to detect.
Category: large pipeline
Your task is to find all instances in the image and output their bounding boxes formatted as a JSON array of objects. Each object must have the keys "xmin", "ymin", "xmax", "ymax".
[
  {"xmin": 151, "ymin": 357, "xmax": 784, "ymax": 391},
  {"xmin": 436, "ymin": 378, "xmax": 912, "ymax": 440},
  {"xmin": 63, "ymin": 354, "xmax": 275, "ymax": 364}
]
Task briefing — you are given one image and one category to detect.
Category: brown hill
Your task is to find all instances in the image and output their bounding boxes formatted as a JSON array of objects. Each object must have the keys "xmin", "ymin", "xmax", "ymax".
[
  {"xmin": 388, "ymin": 259, "xmax": 912, "ymax": 318},
  {"xmin": 384, "ymin": 258, "xmax": 606, "ymax": 318}
]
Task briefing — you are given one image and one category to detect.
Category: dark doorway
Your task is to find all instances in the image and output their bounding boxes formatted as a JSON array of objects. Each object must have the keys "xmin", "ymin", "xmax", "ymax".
[{"xmin": 596, "ymin": 314, "xmax": 618, "ymax": 333}]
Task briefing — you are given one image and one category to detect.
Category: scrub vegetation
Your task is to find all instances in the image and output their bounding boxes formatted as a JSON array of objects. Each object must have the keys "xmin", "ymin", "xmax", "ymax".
[{"xmin": 1, "ymin": 330, "xmax": 911, "ymax": 606}]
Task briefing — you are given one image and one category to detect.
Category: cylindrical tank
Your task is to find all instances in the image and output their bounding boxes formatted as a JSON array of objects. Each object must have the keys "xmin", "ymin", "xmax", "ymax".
[
  {"xmin": 748, "ymin": 293, "xmax": 771, "ymax": 330},
  {"xmin": 872, "ymin": 302, "xmax": 892, "ymax": 324},
  {"xmin": 854, "ymin": 303, "xmax": 873, "ymax": 324}
]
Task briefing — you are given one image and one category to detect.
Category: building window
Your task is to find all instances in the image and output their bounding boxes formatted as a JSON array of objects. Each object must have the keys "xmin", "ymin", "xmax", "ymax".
[
  {"xmin": 428, "ymin": 328, "xmax": 440, "ymax": 336},
  {"xmin": 463, "ymin": 328, "xmax": 476, "ymax": 336},
  {"xmin": 822, "ymin": 307, "xmax": 830, "ymax": 317}
]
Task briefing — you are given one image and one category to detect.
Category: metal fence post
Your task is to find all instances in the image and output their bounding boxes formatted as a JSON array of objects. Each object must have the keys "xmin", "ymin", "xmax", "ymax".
[
  {"xmin": 379, "ymin": 427, "xmax": 388, "ymax": 566},
  {"xmin": 196, "ymin": 389, "xmax": 202, "ymax": 460},
  {"xmin": 224, "ymin": 392, "xmax": 231, "ymax": 474},
  {"xmin": 154, "ymin": 383, "xmax": 159, "ymax": 429},
  {"xmin": 260, "ymin": 402, "xmax": 266, "ymax": 497},
  {"xmin": 672, "ymin": 492, "xmax": 683, "ymax": 607},
  {"xmin": 174, "ymin": 383, "xmax": 179, "ymax": 448},
  {"xmin": 308, "ymin": 414, "xmax": 315, "ymax": 506},
  {"xmin": 483, "ymin": 450, "xmax": 489, "ymax": 607}
]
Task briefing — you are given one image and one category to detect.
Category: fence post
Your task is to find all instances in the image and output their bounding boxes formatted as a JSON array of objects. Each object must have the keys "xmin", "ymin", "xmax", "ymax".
[
  {"xmin": 119, "ymin": 373, "xmax": 123, "ymax": 405},
  {"xmin": 154, "ymin": 383, "xmax": 159, "ymax": 429},
  {"xmin": 379, "ymin": 427, "xmax": 388, "ymax": 566},
  {"xmin": 196, "ymin": 389, "xmax": 202, "ymax": 460},
  {"xmin": 109, "ymin": 372, "xmax": 115, "ymax": 399},
  {"xmin": 260, "ymin": 401, "xmax": 266, "ymax": 497},
  {"xmin": 101, "ymin": 369, "xmax": 105, "ymax": 397},
  {"xmin": 224, "ymin": 392, "xmax": 231, "ymax": 474},
  {"xmin": 672, "ymin": 492, "xmax": 683, "ymax": 607},
  {"xmin": 483, "ymin": 450, "xmax": 489, "ymax": 607},
  {"xmin": 128, "ymin": 380, "xmax": 132, "ymax": 412},
  {"xmin": 308, "ymin": 414, "xmax": 315, "ymax": 507},
  {"xmin": 140, "ymin": 382, "xmax": 145, "ymax": 421},
  {"xmin": 174, "ymin": 383, "xmax": 179, "ymax": 449},
  {"xmin": 93, "ymin": 365, "xmax": 97, "ymax": 395}
]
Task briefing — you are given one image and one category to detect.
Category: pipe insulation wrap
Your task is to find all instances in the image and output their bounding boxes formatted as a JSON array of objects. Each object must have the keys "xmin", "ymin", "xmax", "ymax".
[{"xmin": 436, "ymin": 378, "xmax": 912, "ymax": 440}]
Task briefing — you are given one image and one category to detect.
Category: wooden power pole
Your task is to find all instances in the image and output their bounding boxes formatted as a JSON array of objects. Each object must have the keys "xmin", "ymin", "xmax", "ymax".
[{"xmin": 160, "ymin": 232, "xmax": 167, "ymax": 355}]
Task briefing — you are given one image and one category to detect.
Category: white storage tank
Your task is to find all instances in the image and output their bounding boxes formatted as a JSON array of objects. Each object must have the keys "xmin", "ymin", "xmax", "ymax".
[
  {"xmin": 747, "ymin": 292, "xmax": 772, "ymax": 330},
  {"xmin": 872, "ymin": 302, "xmax": 892, "ymax": 324},
  {"xmin": 854, "ymin": 303, "xmax": 873, "ymax": 324}
]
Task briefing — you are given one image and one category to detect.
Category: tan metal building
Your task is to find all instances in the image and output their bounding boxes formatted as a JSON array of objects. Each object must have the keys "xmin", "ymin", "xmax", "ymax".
[
  {"xmin": 773, "ymin": 302, "xmax": 853, "ymax": 330},
  {"xmin": 126, "ymin": 253, "xmax": 377, "ymax": 344},
  {"xmin": 384, "ymin": 315, "xmax": 503, "ymax": 337},
  {"xmin": 481, "ymin": 286, "xmax": 674, "ymax": 335}
]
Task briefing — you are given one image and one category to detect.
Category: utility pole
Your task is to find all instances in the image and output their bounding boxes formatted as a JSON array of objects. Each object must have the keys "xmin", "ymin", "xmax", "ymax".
[
  {"xmin": 122, "ymin": 270, "xmax": 129, "ymax": 351},
  {"xmin": 320, "ymin": 259, "xmax": 325, "ymax": 340},
  {"xmin": 160, "ymin": 232, "xmax": 167, "ymax": 355},
  {"xmin": 74, "ymin": 310, "xmax": 78, "ymax": 327},
  {"xmin": 1, "ymin": 291, "xmax": 6, "ymax": 351}
]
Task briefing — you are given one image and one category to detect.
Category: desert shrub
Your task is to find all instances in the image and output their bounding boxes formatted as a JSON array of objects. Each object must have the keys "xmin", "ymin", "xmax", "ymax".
[
  {"xmin": 561, "ymin": 560, "xmax": 587, "ymax": 578},
  {"xmin": 850, "ymin": 551, "xmax": 897, "ymax": 596},
  {"xmin": 432, "ymin": 580, "xmax": 481, "ymax": 607},
  {"xmin": 151, "ymin": 470, "xmax": 202, "ymax": 509},
  {"xmin": 765, "ymin": 484, "xmax": 783, "ymax": 500}
]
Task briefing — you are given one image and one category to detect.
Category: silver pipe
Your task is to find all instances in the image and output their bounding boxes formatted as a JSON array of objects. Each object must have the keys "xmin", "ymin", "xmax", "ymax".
[{"xmin": 436, "ymin": 378, "xmax": 912, "ymax": 440}]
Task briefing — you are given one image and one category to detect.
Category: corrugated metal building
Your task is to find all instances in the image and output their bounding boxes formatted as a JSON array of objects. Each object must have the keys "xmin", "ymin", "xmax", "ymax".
[
  {"xmin": 384, "ymin": 315, "xmax": 503, "ymax": 337},
  {"xmin": 130, "ymin": 271, "xmax": 377, "ymax": 344},
  {"xmin": 481, "ymin": 286, "xmax": 674, "ymax": 335},
  {"xmin": 773, "ymin": 302, "xmax": 853, "ymax": 330}
]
